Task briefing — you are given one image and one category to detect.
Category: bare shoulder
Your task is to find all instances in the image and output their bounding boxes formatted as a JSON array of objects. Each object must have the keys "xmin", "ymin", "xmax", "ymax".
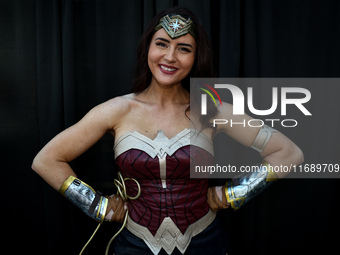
[
  {"xmin": 93, "ymin": 94, "xmax": 137, "ymax": 128},
  {"xmin": 102, "ymin": 94, "xmax": 133, "ymax": 113},
  {"xmin": 93, "ymin": 93, "xmax": 144, "ymax": 130},
  {"xmin": 105, "ymin": 93, "xmax": 137, "ymax": 108}
]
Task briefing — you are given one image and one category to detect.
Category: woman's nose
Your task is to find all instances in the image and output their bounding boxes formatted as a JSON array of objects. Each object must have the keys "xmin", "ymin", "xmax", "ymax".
[{"xmin": 164, "ymin": 48, "xmax": 176, "ymax": 63}]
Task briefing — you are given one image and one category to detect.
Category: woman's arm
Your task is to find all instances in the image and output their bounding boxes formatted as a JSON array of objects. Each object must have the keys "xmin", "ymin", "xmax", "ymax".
[
  {"xmin": 215, "ymin": 102, "xmax": 304, "ymax": 175},
  {"xmin": 207, "ymin": 102, "xmax": 304, "ymax": 211},
  {"xmin": 31, "ymin": 97, "xmax": 128, "ymax": 190},
  {"xmin": 32, "ymin": 97, "xmax": 130, "ymax": 222}
]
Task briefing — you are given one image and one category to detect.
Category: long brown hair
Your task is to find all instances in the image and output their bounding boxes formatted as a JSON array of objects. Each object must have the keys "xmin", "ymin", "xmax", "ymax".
[{"xmin": 132, "ymin": 7, "xmax": 218, "ymax": 129}]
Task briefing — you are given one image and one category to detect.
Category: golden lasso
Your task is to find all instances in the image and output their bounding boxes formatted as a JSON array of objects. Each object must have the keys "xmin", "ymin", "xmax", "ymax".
[
  {"xmin": 105, "ymin": 172, "xmax": 141, "ymax": 254},
  {"xmin": 79, "ymin": 172, "xmax": 141, "ymax": 255}
]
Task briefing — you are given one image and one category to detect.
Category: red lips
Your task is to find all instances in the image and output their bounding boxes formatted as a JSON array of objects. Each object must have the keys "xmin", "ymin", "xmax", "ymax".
[{"xmin": 159, "ymin": 64, "xmax": 178, "ymax": 75}]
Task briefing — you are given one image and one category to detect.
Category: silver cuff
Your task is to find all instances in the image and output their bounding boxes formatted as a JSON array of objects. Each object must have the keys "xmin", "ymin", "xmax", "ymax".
[
  {"xmin": 225, "ymin": 162, "xmax": 279, "ymax": 210},
  {"xmin": 59, "ymin": 176, "xmax": 108, "ymax": 223}
]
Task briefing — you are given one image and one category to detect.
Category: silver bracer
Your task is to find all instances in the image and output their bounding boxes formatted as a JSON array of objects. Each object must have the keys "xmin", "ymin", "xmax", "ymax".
[
  {"xmin": 59, "ymin": 176, "xmax": 108, "ymax": 223},
  {"xmin": 225, "ymin": 162, "xmax": 279, "ymax": 210}
]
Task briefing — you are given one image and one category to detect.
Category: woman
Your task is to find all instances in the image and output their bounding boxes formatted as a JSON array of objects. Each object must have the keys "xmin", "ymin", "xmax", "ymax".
[{"xmin": 32, "ymin": 6, "xmax": 303, "ymax": 255}]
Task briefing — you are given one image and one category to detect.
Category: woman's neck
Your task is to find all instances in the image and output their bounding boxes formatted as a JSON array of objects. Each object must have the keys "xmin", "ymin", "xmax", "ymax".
[{"xmin": 141, "ymin": 81, "xmax": 189, "ymax": 106}]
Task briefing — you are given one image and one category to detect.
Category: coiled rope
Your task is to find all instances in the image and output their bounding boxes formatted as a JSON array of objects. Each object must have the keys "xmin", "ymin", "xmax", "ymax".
[{"xmin": 79, "ymin": 172, "xmax": 141, "ymax": 255}]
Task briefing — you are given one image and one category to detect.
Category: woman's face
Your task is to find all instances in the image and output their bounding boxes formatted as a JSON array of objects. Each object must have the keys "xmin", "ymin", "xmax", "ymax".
[{"xmin": 148, "ymin": 28, "xmax": 196, "ymax": 88}]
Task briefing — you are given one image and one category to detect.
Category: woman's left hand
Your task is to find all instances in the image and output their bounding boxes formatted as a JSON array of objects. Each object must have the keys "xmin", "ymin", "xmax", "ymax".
[{"xmin": 207, "ymin": 186, "xmax": 229, "ymax": 212}]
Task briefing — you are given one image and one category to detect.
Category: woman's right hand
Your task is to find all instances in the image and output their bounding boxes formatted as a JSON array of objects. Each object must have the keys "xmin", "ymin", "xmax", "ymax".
[{"xmin": 105, "ymin": 194, "xmax": 128, "ymax": 222}]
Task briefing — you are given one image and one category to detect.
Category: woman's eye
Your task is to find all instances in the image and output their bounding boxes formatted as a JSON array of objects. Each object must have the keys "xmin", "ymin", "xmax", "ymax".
[
  {"xmin": 179, "ymin": 47, "xmax": 191, "ymax": 53},
  {"xmin": 155, "ymin": 42, "xmax": 167, "ymax": 48}
]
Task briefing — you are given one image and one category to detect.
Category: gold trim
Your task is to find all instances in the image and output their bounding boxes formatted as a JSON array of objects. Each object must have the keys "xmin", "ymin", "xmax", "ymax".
[
  {"xmin": 97, "ymin": 196, "xmax": 108, "ymax": 223},
  {"xmin": 224, "ymin": 183, "xmax": 231, "ymax": 205},
  {"xmin": 59, "ymin": 175, "xmax": 76, "ymax": 196},
  {"xmin": 101, "ymin": 197, "xmax": 108, "ymax": 223},
  {"xmin": 81, "ymin": 180, "xmax": 97, "ymax": 194},
  {"xmin": 96, "ymin": 196, "xmax": 103, "ymax": 219},
  {"xmin": 262, "ymin": 161, "xmax": 279, "ymax": 182},
  {"xmin": 225, "ymin": 182, "xmax": 236, "ymax": 210},
  {"xmin": 225, "ymin": 181, "xmax": 245, "ymax": 210}
]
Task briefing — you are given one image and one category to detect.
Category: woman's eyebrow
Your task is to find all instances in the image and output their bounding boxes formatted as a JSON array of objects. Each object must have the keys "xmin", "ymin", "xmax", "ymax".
[
  {"xmin": 155, "ymin": 37, "xmax": 170, "ymax": 43},
  {"xmin": 177, "ymin": 43, "xmax": 193, "ymax": 48},
  {"xmin": 155, "ymin": 37, "xmax": 193, "ymax": 49}
]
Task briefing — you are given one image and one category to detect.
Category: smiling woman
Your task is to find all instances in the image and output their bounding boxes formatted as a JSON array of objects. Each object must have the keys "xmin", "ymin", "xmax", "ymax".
[
  {"xmin": 147, "ymin": 29, "xmax": 196, "ymax": 87},
  {"xmin": 31, "ymin": 5, "xmax": 303, "ymax": 255},
  {"xmin": 132, "ymin": 7, "xmax": 215, "ymax": 94}
]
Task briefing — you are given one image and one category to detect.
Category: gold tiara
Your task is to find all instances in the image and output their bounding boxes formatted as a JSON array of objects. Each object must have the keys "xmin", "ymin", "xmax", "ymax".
[{"xmin": 154, "ymin": 14, "xmax": 196, "ymax": 39}]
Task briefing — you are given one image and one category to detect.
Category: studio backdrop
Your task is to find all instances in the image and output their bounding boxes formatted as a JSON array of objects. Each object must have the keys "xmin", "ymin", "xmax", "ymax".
[{"xmin": 2, "ymin": 0, "xmax": 340, "ymax": 254}]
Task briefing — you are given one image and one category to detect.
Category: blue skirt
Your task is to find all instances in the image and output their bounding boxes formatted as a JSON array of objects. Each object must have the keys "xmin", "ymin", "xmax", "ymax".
[{"xmin": 113, "ymin": 217, "xmax": 230, "ymax": 255}]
